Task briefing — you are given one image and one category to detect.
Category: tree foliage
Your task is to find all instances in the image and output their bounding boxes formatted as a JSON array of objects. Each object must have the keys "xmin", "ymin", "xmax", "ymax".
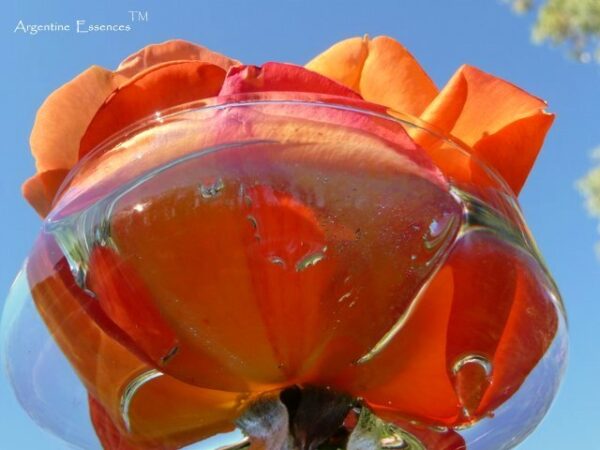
[
  {"xmin": 509, "ymin": 0, "xmax": 600, "ymax": 62},
  {"xmin": 509, "ymin": 1, "xmax": 600, "ymax": 254},
  {"xmin": 578, "ymin": 149, "xmax": 600, "ymax": 256}
]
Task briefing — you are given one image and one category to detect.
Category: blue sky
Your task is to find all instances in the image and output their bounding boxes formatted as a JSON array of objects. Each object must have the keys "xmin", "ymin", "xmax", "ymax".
[{"xmin": 1, "ymin": 1, "xmax": 599, "ymax": 448}]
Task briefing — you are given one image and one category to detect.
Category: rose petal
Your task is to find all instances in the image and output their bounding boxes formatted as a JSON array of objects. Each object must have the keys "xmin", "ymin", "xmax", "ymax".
[
  {"xmin": 79, "ymin": 61, "xmax": 226, "ymax": 159},
  {"xmin": 306, "ymin": 35, "xmax": 438, "ymax": 116},
  {"xmin": 89, "ymin": 396, "xmax": 164, "ymax": 450},
  {"xmin": 22, "ymin": 169, "xmax": 70, "ymax": 217},
  {"xmin": 420, "ymin": 65, "xmax": 554, "ymax": 193},
  {"xmin": 305, "ymin": 36, "xmax": 369, "ymax": 92},
  {"xmin": 30, "ymin": 66, "xmax": 126, "ymax": 173},
  {"xmin": 473, "ymin": 235, "xmax": 559, "ymax": 415},
  {"xmin": 327, "ymin": 267, "xmax": 461, "ymax": 425},
  {"xmin": 443, "ymin": 231, "xmax": 557, "ymax": 420},
  {"xmin": 116, "ymin": 39, "xmax": 240, "ymax": 78},
  {"xmin": 219, "ymin": 62, "xmax": 361, "ymax": 98},
  {"xmin": 54, "ymin": 95, "xmax": 445, "ymax": 220},
  {"xmin": 87, "ymin": 246, "xmax": 179, "ymax": 365},
  {"xmin": 28, "ymin": 235, "xmax": 245, "ymax": 447}
]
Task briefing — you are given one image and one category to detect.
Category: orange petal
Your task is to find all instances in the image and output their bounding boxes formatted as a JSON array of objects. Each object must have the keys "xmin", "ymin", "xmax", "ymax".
[
  {"xmin": 79, "ymin": 61, "xmax": 226, "ymax": 159},
  {"xmin": 328, "ymin": 267, "xmax": 461, "ymax": 425},
  {"xmin": 28, "ymin": 234, "xmax": 245, "ymax": 448},
  {"xmin": 305, "ymin": 36, "xmax": 369, "ymax": 92},
  {"xmin": 116, "ymin": 39, "xmax": 240, "ymax": 77},
  {"xmin": 420, "ymin": 65, "xmax": 554, "ymax": 193},
  {"xmin": 30, "ymin": 66, "xmax": 126, "ymax": 173},
  {"xmin": 306, "ymin": 36, "xmax": 438, "ymax": 116},
  {"xmin": 22, "ymin": 169, "xmax": 70, "ymax": 217}
]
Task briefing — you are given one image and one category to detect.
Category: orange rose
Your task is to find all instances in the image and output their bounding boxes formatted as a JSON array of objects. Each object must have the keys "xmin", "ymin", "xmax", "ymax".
[{"xmin": 20, "ymin": 37, "xmax": 562, "ymax": 450}]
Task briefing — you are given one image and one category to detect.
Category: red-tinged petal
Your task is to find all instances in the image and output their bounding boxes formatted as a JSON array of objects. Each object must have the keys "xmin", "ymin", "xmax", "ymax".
[
  {"xmin": 90, "ymin": 396, "xmax": 161, "ymax": 450},
  {"xmin": 440, "ymin": 231, "xmax": 523, "ymax": 409},
  {"xmin": 116, "ymin": 39, "xmax": 240, "ymax": 78},
  {"xmin": 107, "ymin": 179, "xmax": 287, "ymax": 389},
  {"xmin": 79, "ymin": 61, "xmax": 226, "ymax": 159},
  {"xmin": 219, "ymin": 62, "xmax": 361, "ymax": 99},
  {"xmin": 30, "ymin": 66, "xmax": 126, "ymax": 173},
  {"xmin": 306, "ymin": 35, "xmax": 438, "ymax": 116},
  {"xmin": 22, "ymin": 169, "xmax": 70, "ymax": 217},
  {"xmin": 327, "ymin": 267, "xmax": 461, "ymax": 425},
  {"xmin": 476, "ymin": 241, "xmax": 559, "ymax": 415},
  {"xmin": 53, "ymin": 96, "xmax": 445, "ymax": 220},
  {"xmin": 27, "ymin": 234, "xmax": 247, "ymax": 448},
  {"xmin": 419, "ymin": 65, "xmax": 553, "ymax": 193},
  {"xmin": 243, "ymin": 186, "xmax": 335, "ymax": 378},
  {"xmin": 86, "ymin": 246, "xmax": 179, "ymax": 365},
  {"xmin": 444, "ymin": 233, "xmax": 518, "ymax": 373},
  {"xmin": 443, "ymin": 231, "xmax": 558, "ymax": 420},
  {"xmin": 75, "ymin": 127, "xmax": 457, "ymax": 391}
]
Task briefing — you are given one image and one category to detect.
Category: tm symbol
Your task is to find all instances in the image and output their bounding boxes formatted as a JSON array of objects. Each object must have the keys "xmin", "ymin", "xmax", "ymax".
[{"xmin": 129, "ymin": 10, "xmax": 149, "ymax": 22}]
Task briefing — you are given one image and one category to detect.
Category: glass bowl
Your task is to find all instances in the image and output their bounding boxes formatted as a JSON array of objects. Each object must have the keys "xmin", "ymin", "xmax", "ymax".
[{"xmin": 1, "ymin": 96, "xmax": 567, "ymax": 450}]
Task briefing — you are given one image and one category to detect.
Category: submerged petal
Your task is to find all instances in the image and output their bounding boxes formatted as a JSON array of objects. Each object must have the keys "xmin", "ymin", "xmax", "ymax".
[
  {"xmin": 328, "ymin": 267, "xmax": 461, "ymax": 425},
  {"xmin": 27, "ymin": 234, "xmax": 247, "ymax": 448}
]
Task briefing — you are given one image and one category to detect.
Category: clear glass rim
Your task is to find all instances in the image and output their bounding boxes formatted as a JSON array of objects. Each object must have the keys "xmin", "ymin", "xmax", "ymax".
[{"xmin": 55, "ymin": 93, "xmax": 516, "ymax": 204}]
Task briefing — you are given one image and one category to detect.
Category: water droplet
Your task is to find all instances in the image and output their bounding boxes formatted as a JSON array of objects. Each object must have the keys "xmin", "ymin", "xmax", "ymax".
[
  {"xmin": 199, "ymin": 178, "xmax": 225, "ymax": 199},
  {"xmin": 246, "ymin": 215, "xmax": 261, "ymax": 241},
  {"xmin": 428, "ymin": 425, "xmax": 449, "ymax": 433},
  {"xmin": 160, "ymin": 345, "xmax": 179, "ymax": 365},
  {"xmin": 338, "ymin": 292, "xmax": 352, "ymax": 303},
  {"xmin": 429, "ymin": 219, "xmax": 440, "ymax": 234},
  {"xmin": 295, "ymin": 248, "xmax": 327, "ymax": 272},
  {"xmin": 380, "ymin": 433, "xmax": 408, "ymax": 449},
  {"xmin": 452, "ymin": 353, "xmax": 493, "ymax": 418},
  {"xmin": 120, "ymin": 369, "xmax": 163, "ymax": 432},
  {"xmin": 410, "ymin": 254, "xmax": 417, "ymax": 261},
  {"xmin": 423, "ymin": 214, "xmax": 457, "ymax": 251},
  {"xmin": 247, "ymin": 215, "xmax": 258, "ymax": 230},
  {"xmin": 452, "ymin": 354, "xmax": 493, "ymax": 377},
  {"xmin": 268, "ymin": 256, "xmax": 286, "ymax": 269}
]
